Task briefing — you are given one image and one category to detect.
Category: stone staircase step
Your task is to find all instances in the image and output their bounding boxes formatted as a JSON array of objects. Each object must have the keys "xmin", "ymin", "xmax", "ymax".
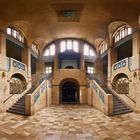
[
  {"xmin": 7, "ymin": 109, "xmax": 26, "ymax": 115},
  {"xmin": 7, "ymin": 94, "xmax": 26, "ymax": 115},
  {"xmin": 101, "ymin": 85, "xmax": 133, "ymax": 116},
  {"xmin": 113, "ymin": 109, "xmax": 132, "ymax": 115},
  {"xmin": 9, "ymin": 106, "xmax": 25, "ymax": 112}
]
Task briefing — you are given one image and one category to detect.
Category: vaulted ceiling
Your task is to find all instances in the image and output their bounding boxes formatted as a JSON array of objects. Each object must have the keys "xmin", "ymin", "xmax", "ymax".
[{"xmin": 0, "ymin": 0, "xmax": 140, "ymax": 48}]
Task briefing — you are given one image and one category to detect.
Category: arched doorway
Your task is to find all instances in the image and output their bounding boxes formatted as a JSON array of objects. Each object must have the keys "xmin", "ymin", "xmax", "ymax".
[
  {"xmin": 60, "ymin": 79, "xmax": 79, "ymax": 104},
  {"xmin": 112, "ymin": 73, "xmax": 129, "ymax": 94},
  {"xmin": 10, "ymin": 73, "xmax": 27, "ymax": 94}
]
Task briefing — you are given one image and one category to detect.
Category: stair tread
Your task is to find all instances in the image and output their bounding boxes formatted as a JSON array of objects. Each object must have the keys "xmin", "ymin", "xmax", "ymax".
[
  {"xmin": 7, "ymin": 110, "xmax": 26, "ymax": 115},
  {"xmin": 8, "ymin": 107, "xmax": 25, "ymax": 111},
  {"xmin": 7, "ymin": 94, "xmax": 26, "ymax": 115},
  {"xmin": 101, "ymin": 86, "xmax": 133, "ymax": 116}
]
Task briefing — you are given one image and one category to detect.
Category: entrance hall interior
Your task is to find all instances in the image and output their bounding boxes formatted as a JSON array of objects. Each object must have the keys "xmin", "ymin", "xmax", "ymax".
[{"xmin": 0, "ymin": 0, "xmax": 140, "ymax": 139}]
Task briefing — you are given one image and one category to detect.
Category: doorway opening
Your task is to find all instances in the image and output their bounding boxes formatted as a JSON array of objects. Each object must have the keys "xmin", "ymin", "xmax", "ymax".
[{"xmin": 60, "ymin": 79, "xmax": 79, "ymax": 104}]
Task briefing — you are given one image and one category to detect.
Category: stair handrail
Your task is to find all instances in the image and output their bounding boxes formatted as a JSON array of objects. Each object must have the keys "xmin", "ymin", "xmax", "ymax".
[
  {"xmin": 3, "ymin": 73, "xmax": 48, "ymax": 104},
  {"xmin": 29, "ymin": 73, "xmax": 48, "ymax": 94},
  {"xmin": 111, "ymin": 83, "xmax": 136, "ymax": 104}
]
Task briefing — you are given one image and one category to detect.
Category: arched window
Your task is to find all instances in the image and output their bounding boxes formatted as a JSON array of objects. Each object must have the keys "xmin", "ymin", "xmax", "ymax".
[
  {"xmin": 44, "ymin": 44, "xmax": 56, "ymax": 56},
  {"xmin": 113, "ymin": 25, "xmax": 132, "ymax": 43},
  {"xmin": 43, "ymin": 39, "xmax": 96, "ymax": 59},
  {"xmin": 83, "ymin": 43, "xmax": 94, "ymax": 56},
  {"xmin": 6, "ymin": 26, "xmax": 25, "ymax": 43},
  {"xmin": 99, "ymin": 41, "xmax": 108, "ymax": 55},
  {"xmin": 31, "ymin": 42, "xmax": 39, "ymax": 56},
  {"xmin": 60, "ymin": 39, "xmax": 79, "ymax": 52}
]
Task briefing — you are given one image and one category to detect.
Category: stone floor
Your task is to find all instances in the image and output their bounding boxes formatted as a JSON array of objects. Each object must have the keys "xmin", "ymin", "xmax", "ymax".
[{"xmin": 0, "ymin": 105, "xmax": 140, "ymax": 140}]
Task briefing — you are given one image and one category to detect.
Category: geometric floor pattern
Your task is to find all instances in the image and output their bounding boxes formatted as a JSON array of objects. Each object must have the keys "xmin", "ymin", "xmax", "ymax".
[{"xmin": 0, "ymin": 105, "xmax": 140, "ymax": 140}]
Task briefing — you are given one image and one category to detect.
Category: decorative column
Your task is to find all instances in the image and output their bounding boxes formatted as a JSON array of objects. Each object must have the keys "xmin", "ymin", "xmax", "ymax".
[
  {"xmin": 80, "ymin": 42, "xmax": 85, "ymax": 70},
  {"xmin": 21, "ymin": 47, "xmax": 32, "ymax": 89},
  {"xmin": 0, "ymin": 31, "xmax": 9, "ymax": 111},
  {"xmin": 94, "ymin": 57, "xmax": 103, "ymax": 83},
  {"xmin": 0, "ymin": 32, "xmax": 7, "ymax": 71},
  {"xmin": 107, "ymin": 45, "xmax": 117, "ymax": 86},
  {"xmin": 131, "ymin": 28, "xmax": 140, "ymax": 71}
]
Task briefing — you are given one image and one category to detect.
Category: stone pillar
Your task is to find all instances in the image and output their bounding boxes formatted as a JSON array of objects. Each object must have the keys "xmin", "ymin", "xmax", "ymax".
[
  {"xmin": 0, "ymin": 32, "xmax": 9, "ymax": 111},
  {"xmin": 104, "ymin": 94, "xmax": 113, "ymax": 115},
  {"xmin": 94, "ymin": 58, "xmax": 103, "ymax": 83},
  {"xmin": 21, "ymin": 47, "xmax": 31, "ymax": 89},
  {"xmin": 80, "ymin": 53, "xmax": 85, "ymax": 70},
  {"xmin": 131, "ymin": 29, "xmax": 140, "ymax": 71},
  {"xmin": 0, "ymin": 33, "xmax": 7, "ymax": 70},
  {"xmin": 107, "ymin": 46, "xmax": 117, "ymax": 86},
  {"xmin": 36, "ymin": 58, "xmax": 44, "ymax": 74},
  {"xmin": 131, "ymin": 29, "xmax": 140, "ymax": 111}
]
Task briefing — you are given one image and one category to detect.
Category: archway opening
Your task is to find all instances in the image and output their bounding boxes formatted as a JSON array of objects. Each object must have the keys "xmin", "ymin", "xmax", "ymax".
[
  {"xmin": 112, "ymin": 73, "xmax": 129, "ymax": 94},
  {"xmin": 65, "ymin": 66, "xmax": 74, "ymax": 69},
  {"xmin": 60, "ymin": 79, "xmax": 79, "ymax": 104},
  {"xmin": 10, "ymin": 73, "xmax": 27, "ymax": 94}
]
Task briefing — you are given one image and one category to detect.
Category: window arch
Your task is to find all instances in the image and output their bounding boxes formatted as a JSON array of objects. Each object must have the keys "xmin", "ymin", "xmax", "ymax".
[
  {"xmin": 99, "ymin": 41, "xmax": 108, "ymax": 55},
  {"xmin": 44, "ymin": 43, "xmax": 56, "ymax": 56},
  {"xmin": 31, "ymin": 42, "xmax": 39, "ymax": 56},
  {"xmin": 60, "ymin": 39, "xmax": 79, "ymax": 53},
  {"xmin": 113, "ymin": 25, "xmax": 132, "ymax": 43},
  {"xmin": 6, "ymin": 26, "xmax": 26, "ymax": 43},
  {"xmin": 83, "ymin": 43, "xmax": 95, "ymax": 56},
  {"xmin": 43, "ymin": 38, "xmax": 96, "ymax": 58}
]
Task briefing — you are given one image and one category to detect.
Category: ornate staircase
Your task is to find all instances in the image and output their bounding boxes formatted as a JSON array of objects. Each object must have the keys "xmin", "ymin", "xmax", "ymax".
[
  {"xmin": 7, "ymin": 95, "xmax": 26, "ymax": 115},
  {"xmin": 6, "ymin": 73, "xmax": 48, "ymax": 115},
  {"xmin": 101, "ymin": 85, "xmax": 133, "ymax": 115},
  {"xmin": 88, "ymin": 74, "xmax": 133, "ymax": 115},
  {"xmin": 112, "ymin": 94, "xmax": 132, "ymax": 115}
]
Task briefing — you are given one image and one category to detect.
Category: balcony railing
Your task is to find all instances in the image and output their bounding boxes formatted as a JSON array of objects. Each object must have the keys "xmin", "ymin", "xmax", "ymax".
[
  {"xmin": 6, "ymin": 57, "xmax": 27, "ymax": 75},
  {"xmin": 112, "ymin": 57, "xmax": 132, "ymax": 72}
]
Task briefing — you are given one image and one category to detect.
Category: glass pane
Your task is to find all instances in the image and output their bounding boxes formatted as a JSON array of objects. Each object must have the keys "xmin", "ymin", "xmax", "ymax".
[
  {"xmin": 89, "ymin": 49, "xmax": 94, "ymax": 56},
  {"xmin": 122, "ymin": 29, "xmax": 125, "ymax": 38},
  {"xmin": 44, "ymin": 49, "xmax": 49, "ymax": 56},
  {"xmin": 19, "ymin": 35, "xmax": 22, "ymax": 42},
  {"xmin": 21, "ymin": 36, "xmax": 24, "ymax": 43},
  {"xmin": 105, "ymin": 43, "xmax": 107, "ymax": 50},
  {"xmin": 50, "ymin": 44, "xmax": 55, "ymax": 55},
  {"xmin": 7, "ymin": 28, "xmax": 11, "ymax": 35},
  {"xmin": 46, "ymin": 69, "xmax": 49, "ymax": 73},
  {"xmin": 13, "ymin": 30, "xmax": 17, "ymax": 38},
  {"xmin": 84, "ymin": 44, "xmax": 89, "ymax": 55},
  {"xmin": 87, "ymin": 69, "xmax": 90, "ymax": 73},
  {"xmin": 90, "ymin": 70, "xmax": 93, "ymax": 74},
  {"xmin": 91, "ymin": 67, "xmax": 93, "ymax": 70},
  {"xmin": 73, "ymin": 41, "xmax": 78, "ymax": 52},
  {"xmin": 128, "ymin": 28, "xmax": 132, "ymax": 35},
  {"xmin": 117, "ymin": 34, "xmax": 120, "ymax": 42},
  {"xmin": 60, "ymin": 41, "xmax": 66, "ymax": 52},
  {"xmin": 67, "ymin": 40, "xmax": 72, "ymax": 50}
]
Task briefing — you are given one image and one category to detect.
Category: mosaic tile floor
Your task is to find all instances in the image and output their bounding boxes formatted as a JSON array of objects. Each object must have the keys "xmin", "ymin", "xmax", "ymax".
[{"xmin": 0, "ymin": 105, "xmax": 140, "ymax": 140}]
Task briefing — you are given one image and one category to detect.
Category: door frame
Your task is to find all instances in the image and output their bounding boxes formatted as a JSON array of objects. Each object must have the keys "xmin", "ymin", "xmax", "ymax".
[{"xmin": 59, "ymin": 78, "xmax": 80, "ymax": 104}]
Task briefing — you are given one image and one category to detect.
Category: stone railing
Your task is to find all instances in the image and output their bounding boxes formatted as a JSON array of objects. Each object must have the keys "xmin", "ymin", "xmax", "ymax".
[
  {"xmin": 53, "ymin": 69, "xmax": 86, "ymax": 85},
  {"xmin": 25, "ymin": 80, "xmax": 47, "ymax": 115},
  {"xmin": 6, "ymin": 57, "xmax": 27, "ymax": 78},
  {"xmin": 91, "ymin": 80, "xmax": 113, "ymax": 115},
  {"xmin": 112, "ymin": 57, "xmax": 132, "ymax": 72}
]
